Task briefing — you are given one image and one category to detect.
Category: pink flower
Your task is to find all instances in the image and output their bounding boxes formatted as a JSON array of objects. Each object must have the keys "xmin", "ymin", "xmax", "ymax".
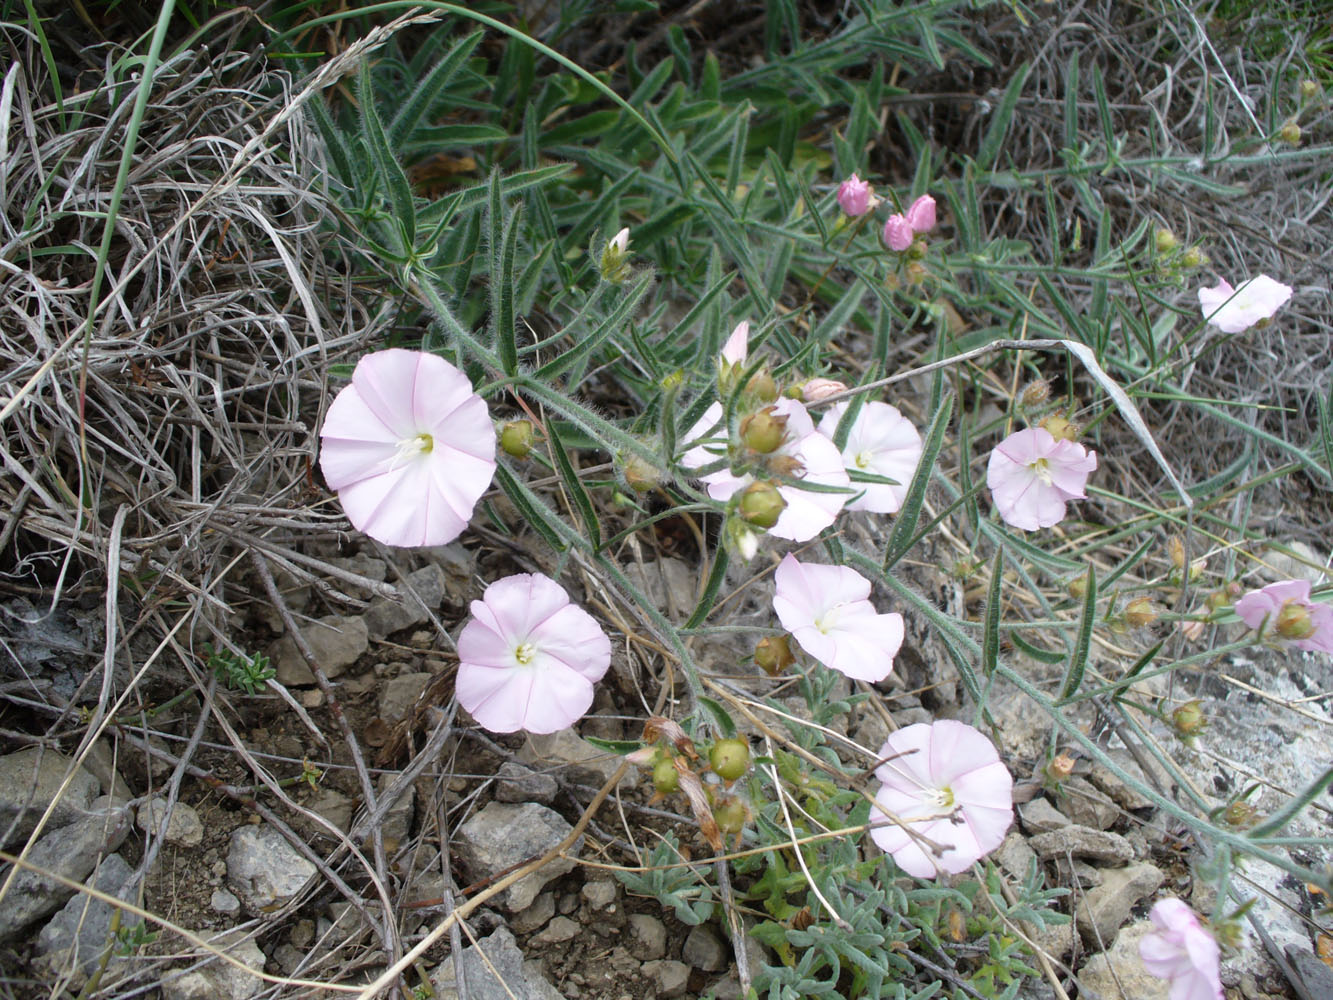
[
  {"xmin": 720, "ymin": 320, "xmax": 749, "ymax": 366},
  {"xmin": 868, "ymin": 720, "xmax": 1013, "ymax": 878},
  {"xmin": 883, "ymin": 214, "xmax": 914, "ymax": 252},
  {"xmin": 1198, "ymin": 275, "xmax": 1293, "ymax": 333},
  {"xmin": 836, "ymin": 174, "xmax": 876, "ymax": 217},
  {"xmin": 1138, "ymin": 898, "xmax": 1223, "ymax": 1000},
  {"xmin": 986, "ymin": 427, "xmax": 1097, "ymax": 531},
  {"xmin": 772, "ymin": 554, "xmax": 904, "ymax": 682},
  {"xmin": 1233, "ymin": 579, "xmax": 1333, "ymax": 653},
  {"xmin": 817, "ymin": 401, "xmax": 923, "ymax": 514},
  {"xmin": 456, "ymin": 574, "xmax": 611, "ymax": 734},
  {"xmin": 680, "ymin": 398, "xmax": 849, "ymax": 542},
  {"xmin": 319, "ymin": 349, "xmax": 496, "ymax": 547},
  {"xmin": 904, "ymin": 194, "xmax": 936, "ymax": 233},
  {"xmin": 801, "ymin": 377, "xmax": 848, "ymax": 403}
]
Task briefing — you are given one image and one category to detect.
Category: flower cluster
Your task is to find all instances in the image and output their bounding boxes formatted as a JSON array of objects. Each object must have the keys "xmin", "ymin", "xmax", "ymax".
[{"xmin": 883, "ymin": 194, "xmax": 937, "ymax": 252}]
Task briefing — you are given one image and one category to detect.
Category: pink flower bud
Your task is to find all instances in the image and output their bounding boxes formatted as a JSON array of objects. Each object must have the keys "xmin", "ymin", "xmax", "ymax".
[
  {"xmin": 836, "ymin": 174, "xmax": 876, "ymax": 217},
  {"xmin": 883, "ymin": 214, "xmax": 913, "ymax": 252},
  {"xmin": 905, "ymin": 194, "xmax": 936, "ymax": 233},
  {"xmin": 801, "ymin": 377, "xmax": 848, "ymax": 402}
]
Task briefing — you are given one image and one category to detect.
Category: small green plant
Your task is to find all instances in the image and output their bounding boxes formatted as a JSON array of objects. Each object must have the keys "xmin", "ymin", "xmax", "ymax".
[
  {"xmin": 204, "ymin": 643, "xmax": 275, "ymax": 695},
  {"xmin": 112, "ymin": 921, "xmax": 157, "ymax": 957}
]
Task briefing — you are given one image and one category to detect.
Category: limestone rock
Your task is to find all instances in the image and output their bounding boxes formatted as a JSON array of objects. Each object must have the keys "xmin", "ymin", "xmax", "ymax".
[
  {"xmin": 1054, "ymin": 776, "xmax": 1119, "ymax": 830},
  {"xmin": 377, "ymin": 671, "xmax": 432, "ymax": 721},
  {"xmin": 532, "ymin": 915, "xmax": 579, "ymax": 945},
  {"xmin": 364, "ymin": 564, "xmax": 447, "ymax": 639},
  {"xmin": 627, "ymin": 913, "xmax": 667, "ymax": 960},
  {"xmin": 271, "ymin": 615, "xmax": 368, "ymax": 686},
  {"xmin": 455, "ymin": 802, "xmax": 579, "ymax": 912},
  {"xmin": 34, "ymin": 853, "xmax": 136, "ymax": 984},
  {"xmin": 993, "ymin": 831, "xmax": 1040, "ymax": 881},
  {"xmin": 581, "ymin": 880, "xmax": 616, "ymax": 911},
  {"xmin": 495, "ymin": 761, "xmax": 558, "ymax": 805},
  {"xmin": 510, "ymin": 892, "xmax": 555, "ymax": 935},
  {"xmin": 225, "ymin": 825, "xmax": 316, "ymax": 913},
  {"xmin": 643, "ymin": 959, "xmax": 691, "ymax": 998},
  {"xmin": 1078, "ymin": 919, "xmax": 1170, "ymax": 999},
  {"xmin": 160, "ymin": 929, "xmax": 266, "ymax": 1000},
  {"xmin": 518, "ymin": 729, "xmax": 638, "ymax": 791},
  {"xmin": 683, "ymin": 923, "xmax": 728, "ymax": 972},
  {"xmin": 0, "ymin": 796, "xmax": 132, "ymax": 939},
  {"xmin": 1076, "ymin": 862, "xmax": 1164, "ymax": 945},
  {"xmin": 430, "ymin": 926, "xmax": 563, "ymax": 1000},
  {"xmin": 0, "ymin": 747, "xmax": 100, "ymax": 849},
  {"xmin": 1019, "ymin": 797, "xmax": 1071, "ymax": 835},
  {"xmin": 1029, "ymin": 825, "xmax": 1134, "ymax": 865}
]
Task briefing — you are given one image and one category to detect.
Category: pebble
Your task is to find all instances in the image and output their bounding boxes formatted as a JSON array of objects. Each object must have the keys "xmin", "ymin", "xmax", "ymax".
[
  {"xmin": 305, "ymin": 787, "xmax": 355, "ymax": 834},
  {"xmin": 211, "ymin": 888, "xmax": 241, "ymax": 915},
  {"xmin": 160, "ymin": 928, "xmax": 266, "ymax": 1000},
  {"xmin": 1029, "ymin": 825, "xmax": 1134, "ymax": 865},
  {"xmin": 1075, "ymin": 862, "xmax": 1164, "ymax": 944},
  {"xmin": 1054, "ymin": 776, "xmax": 1120, "ymax": 830},
  {"xmin": 532, "ymin": 915, "xmax": 579, "ymax": 945},
  {"xmin": 137, "ymin": 797, "xmax": 204, "ymax": 847},
  {"xmin": 627, "ymin": 913, "xmax": 667, "ymax": 960},
  {"xmin": 455, "ymin": 802, "xmax": 579, "ymax": 912},
  {"xmin": 642, "ymin": 959, "xmax": 691, "ymax": 998},
  {"xmin": 225, "ymin": 825, "xmax": 317, "ymax": 913},
  {"xmin": 510, "ymin": 892, "xmax": 555, "ymax": 934},
  {"xmin": 581, "ymin": 880, "xmax": 617, "ymax": 911},
  {"xmin": 1088, "ymin": 751, "xmax": 1159, "ymax": 811},
  {"xmin": 271, "ymin": 615, "xmax": 368, "ymax": 686},
  {"xmin": 682, "ymin": 923, "xmax": 728, "ymax": 972},
  {"xmin": 993, "ymin": 831, "xmax": 1039, "ymax": 881},
  {"xmin": 495, "ymin": 761, "xmax": 558, "ymax": 805},
  {"xmin": 0, "ymin": 747, "xmax": 100, "ymax": 849}
]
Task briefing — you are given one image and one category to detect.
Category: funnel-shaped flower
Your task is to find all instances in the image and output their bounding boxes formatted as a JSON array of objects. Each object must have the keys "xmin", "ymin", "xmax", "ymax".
[
  {"xmin": 456, "ymin": 574, "xmax": 611, "ymax": 734},
  {"xmin": 1198, "ymin": 275, "xmax": 1293, "ymax": 333},
  {"xmin": 986, "ymin": 427, "xmax": 1097, "ymax": 531},
  {"xmin": 319, "ymin": 349, "xmax": 496, "ymax": 547},
  {"xmin": 1138, "ymin": 898, "xmax": 1223, "ymax": 1000},
  {"xmin": 773, "ymin": 554, "xmax": 903, "ymax": 682},
  {"xmin": 1234, "ymin": 579, "xmax": 1333, "ymax": 654},
  {"xmin": 883, "ymin": 214, "xmax": 914, "ymax": 252},
  {"xmin": 868, "ymin": 720, "xmax": 1013, "ymax": 878},
  {"xmin": 721, "ymin": 320, "xmax": 749, "ymax": 366},
  {"xmin": 680, "ymin": 398, "xmax": 849, "ymax": 542},
  {"xmin": 817, "ymin": 401, "xmax": 923, "ymax": 514}
]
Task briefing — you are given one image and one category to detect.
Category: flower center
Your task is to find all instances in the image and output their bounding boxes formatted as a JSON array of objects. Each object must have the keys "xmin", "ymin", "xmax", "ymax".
[
  {"xmin": 814, "ymin": 604, "xmax": 845, "ymax": 635},
  {"xmin": 928, "ymin": 785, "xmax": 956, "ymax": 812},
  {"xmin": 1028, "ymin": 456, "xmax": 1053, "ymax": 485},
  {"xmin": 854, "ymin": 450, "xmax": 873, "ymax": 470},
  {"xmin": 514, "ymin": 641, "xmax": 538, "ymax": 665},
  {"xmin": 392, "ymin": 431, "xmax": 434, "ymax": 467}
]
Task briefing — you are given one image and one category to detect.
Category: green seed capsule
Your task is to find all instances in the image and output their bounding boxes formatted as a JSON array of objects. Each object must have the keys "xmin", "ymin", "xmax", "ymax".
[{"xmin": 709, "ymin": 739, "xmax": 751, "ymax": 782}]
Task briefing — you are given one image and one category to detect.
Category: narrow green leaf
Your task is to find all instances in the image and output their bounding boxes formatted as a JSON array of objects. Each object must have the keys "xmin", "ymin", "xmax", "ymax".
[
  {"xmin": 685, "ymin": 546, "xmax": 729, "ymax": 630},
  {"xmin": 698, "ymin": 697, "xmax": 737, "ymax": 739},
  {"xmin": 1058, "ymin": 566, "xmax": 1097, "ymax": 703},
  {"xmin": 358, "ymin": 64, "xmax": 415, "ymax": 252},
  {"xmin": 1114, "ymin": 640, "xmax": 1164, "ymax": 693},
  {"xmin": 1249, "ymin": 765, "xmax": 1333, "ymax": 839},
  {"xmin": 585, "ymin": 736, "xmax": 647, "ymax": 755},
  {"xmin": 387, "ymin": 29, "xmax": 484, "ymax": 148},
  {"xmin": 884, "ymin": 394, "xmax": 954, "ymax": 569},
  {"xmin": 1062, "ymin": 51, "xmax": 1079, "ymax": 150},
  {"xmin": 493, "ymin": 464, "xmax": 567, "ymax": 552},
  {"xmin": 977, "ymin": 61, "xmax": 1029, "ymax": 172},
  {"xmin": 547, "ymin": 421, "xmax": 602, "ymax": 551},
  {"xmin": 1010, "ymin": 631, "xmax": 1069, "ymax": 666},
  {"xmin": 982, "ymin": 547, "xmax": 1004, "ymax": 679}
]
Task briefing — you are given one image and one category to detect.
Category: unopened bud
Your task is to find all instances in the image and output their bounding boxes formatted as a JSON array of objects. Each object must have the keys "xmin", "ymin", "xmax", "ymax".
[
  {"xmin": 1068, "ymin": 576, "xmax": 1088, "ymax": 600},
  {"xmin": 1182, "ymin": 246, "xmax": 1207, "ymax": 269},
  {"xmin": 1223, "ymin": 799, "xmax": 1260, "ymax": 829},
  {"xmin": 726, "ymin": 518, "xmax": 760, "ymax": 560},
  {"xmin": 1279, "ymin": 120, "xmax": 1302, "ymax": 146},
  {"xmin": 652, "ymin": 756, "xmax": 680, "ymax": 794},
  {"xmin": 1204, "ymin": 584, "xmax": 1238, "ymax": 612},
  {"xmin": 754, "ymin": 634, "xmax": 794, "ymax": 676},
  {"xmin": 765, "ymin": 454, "xmax": 806, "ymax": 479},
  {"xmin": 1179, "ymin": 618, "xmax": 1206, "ymax": 642},
  {"xmin": 500, "ymin": 420, "xmax": 534, "ymax": 458},
  {"xmin": 905, "ymin": 261, "xmax": 928, "ymax": 284},
  {"xmin": 746, "ymin": 370, "xmax": 778, "ymax": 403},
  {"xmin": 738, "ymin": 480, "xmax": 786, "ymax": 529},
  {"xmin": 600, "ymin": 227, "xmax": 632, "ymax": 283},
  {"xmin": 1301, "ymin": 79, "xmax": 1320, "ymax": 100},
  {"xmin": 1155, "ymin": 228, "xmax": 1179, "ymax": 253},
  {"xmin": 1168, "ymin": 536, "xmax": 1186, "ymax": 570},
  {"xmin": 1124, "ymin": 597, "xmax": 1158, "ymax": 628},
  {"xmin": 1275, "ymin": 600, "xmax": 1316, "ymax": 640},
  {"xmin": 907, "ymin": 239, "xmax": 928, "ymax": 260},
  {"xmin": 1048, "ymin": 752, "xmax": 1076, "ymax": 782},
  {"xmin": 625, "ymin": 746, "xmax": 661, "ymax": 767},
  {"xmin": 740, "ymin": 407, "xmax": 788, "ymax": 454},
  {"xmin": 1042, "ymin": 415, "xmax": 1078, "ymax": 441},
  {"xmin": 802, "ymin": 377, "xmax": 848, "ymax": 403},
  {"xmin": 622, "ymin": 454, "xmax": 662, "ymax": 492},
  {"xmin": 713, "ymin": 795, "xmax": 748, "ymax": 835},
  {"xmin": 1020, "ymin": 380, "xmax": 1050, "ymax": 408},
  {"xmin": 1172, "ymin": 700, "xmax": 1207, "ymax": 738}
]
